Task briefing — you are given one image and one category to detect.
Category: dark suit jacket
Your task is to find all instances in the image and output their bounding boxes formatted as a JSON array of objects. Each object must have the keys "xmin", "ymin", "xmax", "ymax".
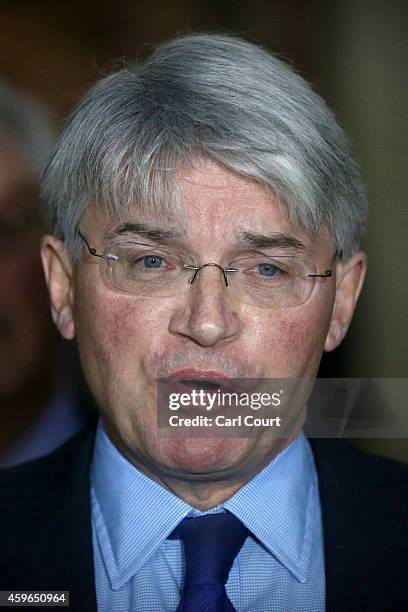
[{"xmin": 1, "ymin": 425, "xmax": 407, "ymax": 611}]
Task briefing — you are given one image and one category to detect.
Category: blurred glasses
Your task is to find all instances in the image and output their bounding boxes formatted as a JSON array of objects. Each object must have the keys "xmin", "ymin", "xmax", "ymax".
[{"xmin": 78, "ymin": 230, "xmax": 336, "ymax": 309}]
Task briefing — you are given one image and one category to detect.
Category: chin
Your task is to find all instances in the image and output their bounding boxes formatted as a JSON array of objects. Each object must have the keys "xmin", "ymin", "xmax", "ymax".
[{"xmin": 155, "ymin": 436, "xmax": 253, "ymax": 478}]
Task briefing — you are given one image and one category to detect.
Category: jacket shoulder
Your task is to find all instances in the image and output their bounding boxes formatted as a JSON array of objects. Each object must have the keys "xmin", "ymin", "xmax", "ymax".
[
  {"xmin": 310, "ymin": 437, "xmax": 408, "ymax": 500},
  {"xmin": 0, "ymin": 424, "xmax": 96, "ymax": 502},
  {"xmin": 310, "ymin": 438, "xmax": 408, "ymax": 611},
  {"xmin": 0, "ymin": 425, "xmax": 97, "ymax": 611}
]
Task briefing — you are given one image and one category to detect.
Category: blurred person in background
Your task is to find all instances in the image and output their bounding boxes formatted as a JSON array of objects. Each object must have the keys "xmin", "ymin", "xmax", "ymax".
[{"xmin": 0, "ymin": 79, "xmax": 90, "ymax": 468}]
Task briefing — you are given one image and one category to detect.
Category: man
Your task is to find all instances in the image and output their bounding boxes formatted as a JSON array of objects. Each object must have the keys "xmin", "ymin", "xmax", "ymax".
[
  {"xmin": 0, "ymin": 79, "xmax": 89, "ymax": 467},
  {"xmin": 1, "ymin": 33, "xmax": 407, "ymax": 611}
]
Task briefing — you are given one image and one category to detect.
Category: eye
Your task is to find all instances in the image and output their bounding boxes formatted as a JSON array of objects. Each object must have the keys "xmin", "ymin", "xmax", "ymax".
[
  {"xmin": 253, "ymin": 262, "xmax": 281, "ymax": 277},
  {"xmin": 139, "ymin": 254, "xmax": 164, "ymax": 269}
]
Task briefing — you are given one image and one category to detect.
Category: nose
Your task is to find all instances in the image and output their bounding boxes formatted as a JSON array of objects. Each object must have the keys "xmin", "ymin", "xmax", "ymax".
[{"xmin": 168, "ymin": 263, "xmax": 240, "ymax": 347}]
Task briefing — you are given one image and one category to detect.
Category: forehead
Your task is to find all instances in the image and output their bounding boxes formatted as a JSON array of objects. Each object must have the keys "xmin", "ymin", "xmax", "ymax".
[
  {"xmin": 87, "ymin": 159, "xmax": 331, "ymax": 253},
  {"xmin": 178, "ymin": 159, "xmax": 288, "ymax": 230}
]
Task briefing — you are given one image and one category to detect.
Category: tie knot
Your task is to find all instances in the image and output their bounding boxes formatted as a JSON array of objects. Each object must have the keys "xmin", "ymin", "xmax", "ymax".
[{"xmin": 173, "ymin": 513, "xmax": 249, "ymax": 588}]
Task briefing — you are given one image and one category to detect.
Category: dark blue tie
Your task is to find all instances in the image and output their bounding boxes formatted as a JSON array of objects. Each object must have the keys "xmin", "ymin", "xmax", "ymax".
[{"xmin": 170, "ymin": 513, "xmax": 249, "ymax": 612}]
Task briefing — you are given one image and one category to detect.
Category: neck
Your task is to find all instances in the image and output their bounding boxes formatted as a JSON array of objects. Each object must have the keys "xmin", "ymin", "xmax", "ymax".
[
  {"xmin": 153, "ymin": 437, "xmax": 294, "ymax": 509},
  {"xmin": 106, "ymin": 424, "xmax": 296, "ymax": 510}
]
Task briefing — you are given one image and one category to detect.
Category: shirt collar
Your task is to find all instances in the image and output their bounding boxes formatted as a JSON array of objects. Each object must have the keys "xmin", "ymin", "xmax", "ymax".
[
  {"xmin": 223, "ymin": 433, "xmax": 317, "ymax": 583},
  {"xmin": 91, "ymin": 420, "xmax": 317, "ymax": 590}
]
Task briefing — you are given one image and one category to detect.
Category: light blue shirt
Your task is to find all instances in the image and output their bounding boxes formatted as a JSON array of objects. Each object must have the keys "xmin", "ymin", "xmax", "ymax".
[{"xmin": 91, "ymin": 421, "xmax": 325, "ymax": 611}]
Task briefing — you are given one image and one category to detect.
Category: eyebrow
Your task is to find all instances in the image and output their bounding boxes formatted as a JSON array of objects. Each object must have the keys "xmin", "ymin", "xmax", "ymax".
[
  {"xmin": 238, "ymin": 231, "xmax": 307, "ymax": 251},
  {"xmin": 108, "ymin": 223, "xmax": 307, "ymax": 251},
  {"xmin": 108, "ymin": 222, "xmax": 183, "ymax": 242}
]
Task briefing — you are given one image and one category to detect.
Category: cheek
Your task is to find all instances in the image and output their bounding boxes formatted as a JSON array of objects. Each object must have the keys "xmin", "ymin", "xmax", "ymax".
[
  {"xmin": 278, "ymin": 319, "xmax": 316, "ymax": 369},
  {"xmin": 247, "ymin": 305, "xmax": 330, "ymax": 376},
  {"xmin": 73, "ymin": 278, "xmax": 169, "ymax": 395}
]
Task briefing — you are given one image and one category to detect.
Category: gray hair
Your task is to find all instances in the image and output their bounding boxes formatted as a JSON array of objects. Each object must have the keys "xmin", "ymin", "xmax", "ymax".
[
  {"xmin": 41, "ymin": 33, "xmax": 368, "ymax": 260},
  {"xmin": 0, "ymin": 78, "xmax": 54, "ymax": 175}
]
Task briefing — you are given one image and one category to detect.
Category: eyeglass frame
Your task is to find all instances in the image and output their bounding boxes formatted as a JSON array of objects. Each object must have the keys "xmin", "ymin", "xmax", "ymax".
[{"xmin": 77, "ymin": 228, "xmax": 339, "ymax": 299}]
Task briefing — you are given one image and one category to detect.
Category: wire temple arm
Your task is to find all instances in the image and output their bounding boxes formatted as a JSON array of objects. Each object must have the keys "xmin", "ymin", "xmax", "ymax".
[
  {"xmin": 78, "ymin": 229, "xmax": 118, "ymax": 260},
  {"xmin": 307, "ymin": 270, "xmax": 333, "ymax": 278}
]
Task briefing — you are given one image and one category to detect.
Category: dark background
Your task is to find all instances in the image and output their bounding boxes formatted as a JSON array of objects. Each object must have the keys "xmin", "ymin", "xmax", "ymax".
[{"xmin": 1, "ymin": 0, "xmax": 406, "ymax": 460}]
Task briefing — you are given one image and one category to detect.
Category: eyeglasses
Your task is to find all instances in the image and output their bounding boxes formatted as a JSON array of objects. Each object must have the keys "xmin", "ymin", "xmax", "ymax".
[{"xmin": 78, "ymin": 230, "xmax": 336, "ymax": 308}]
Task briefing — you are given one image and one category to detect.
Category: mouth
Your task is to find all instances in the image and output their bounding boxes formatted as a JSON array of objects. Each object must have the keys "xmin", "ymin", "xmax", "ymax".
[
  {"xmin": 165, "ymin": 369, "xmax": 231, "ymax": 391},
  {"xmin": 178, "ymin": 379, "xmax": 221, "ymax": 391}
]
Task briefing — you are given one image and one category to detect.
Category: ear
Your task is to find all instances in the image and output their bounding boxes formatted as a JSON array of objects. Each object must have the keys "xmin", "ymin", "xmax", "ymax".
[
  {"xmin": 41, "ymin": 235, "xmax": 76, "ymax": 340},
  {"xmin": 324, "ymin": 250, "xmax": 367, "ymax": 352}
]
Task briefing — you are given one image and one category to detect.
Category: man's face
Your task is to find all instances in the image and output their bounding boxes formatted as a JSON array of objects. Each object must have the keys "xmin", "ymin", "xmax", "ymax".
[{"xmin": 43, "ymin": 159, "xmax": 365, "ymax": 484}]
